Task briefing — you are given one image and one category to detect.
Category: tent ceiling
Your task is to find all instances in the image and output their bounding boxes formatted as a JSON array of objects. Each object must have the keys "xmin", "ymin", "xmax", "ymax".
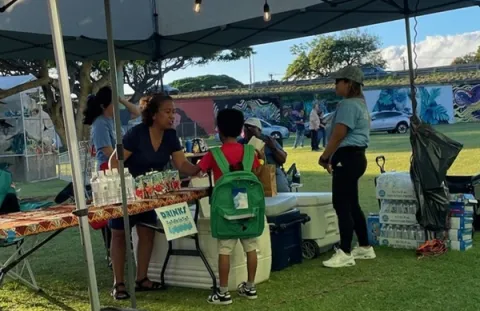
[{"xmin": 0, "ymin": 0, "xmax": 476, "ymax": 60}]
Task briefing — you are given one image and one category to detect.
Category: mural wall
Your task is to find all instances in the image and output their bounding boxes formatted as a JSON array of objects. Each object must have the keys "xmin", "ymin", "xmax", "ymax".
[
  {"xmin": 453, "ymin": 84, "xmax": 480, "ymax": 122},
  {"xmin": 174, "ymin": 98, "xmax": 214, "ymax": 138},
  {"xmin": 174, "ymin": 82, "xmax": 480, "ymax": 136}
]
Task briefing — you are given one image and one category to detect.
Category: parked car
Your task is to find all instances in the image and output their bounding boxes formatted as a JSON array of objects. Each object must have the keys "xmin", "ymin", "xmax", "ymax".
[
  {"xmin": 215, "ymin": 119, "xmax": 290, "ymax": 141},
  {"xmin": 370, "ymin": 111, "xmax": 410, "ymax": 134}
]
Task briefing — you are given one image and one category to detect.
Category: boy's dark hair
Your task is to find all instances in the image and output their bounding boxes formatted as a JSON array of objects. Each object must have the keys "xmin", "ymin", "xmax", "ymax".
[{"xmin": 216, "ymin": 109, "xmax": 244, "ymax": 138}]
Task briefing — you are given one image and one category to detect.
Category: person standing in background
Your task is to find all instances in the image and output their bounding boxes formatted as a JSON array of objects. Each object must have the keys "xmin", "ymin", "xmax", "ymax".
[
  {"xmin": 317, "ymin": 110, "xmax": 327, "ymax": 149},
  {"xmin": 309, "ymin": 104, "xmax": 320, "ymax": 151},
  {"xmin": 293, "ymin": 108, "xmax": 306, "ymax": 148}
]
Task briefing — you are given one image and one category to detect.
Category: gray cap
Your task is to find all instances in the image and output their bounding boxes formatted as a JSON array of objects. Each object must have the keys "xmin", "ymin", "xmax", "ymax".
[{"xmin": 330, "ymin": 66, "xmax": 364, "ymax": 85}]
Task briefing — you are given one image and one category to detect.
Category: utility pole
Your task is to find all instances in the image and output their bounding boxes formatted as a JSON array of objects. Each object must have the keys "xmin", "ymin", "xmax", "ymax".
[{"xmin": 401, "ymin": 57, "xmax": 406, "ymax": 71}]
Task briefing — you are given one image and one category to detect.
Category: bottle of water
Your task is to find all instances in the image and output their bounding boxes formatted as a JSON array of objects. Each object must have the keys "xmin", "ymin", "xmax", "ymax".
[
  {"xmin": 416, "ymin": 226, "xmax": 426, "ymax": 242},
  {"xmin": 387, "ymin": 225, "xmax": 394, "ymax": 238},
  {"xmin": 90, "ymin": 172, "xmax": 101, "ymax": 207},
  {"xmin": 98, "ymin": 170, "xmax": 108, "ymax": 207},
  {"xmin": 409, "ymin": 202, "xmax": 417, "ymax": 215},
  {"xmin": 380, "ymin": 225, "xmax": 386, "ymax": 238},
  {"xmin": 390, "ymin": 201, "xmax": 397, "ymax": 214},
  {"xmin": 124, "ymin": 168, "xmax": 135, "ymax": 203},
  {"xmin": 111, "ymin": 168, "xmax": 121, "ymax": 204},
  {"xmin": 402, "ymin": 226, "xmax": 409, "ymax": 240},
  {"xmin": 409, "ymin": 225, "xmax": 416, "ymax": 240},
  {"xmin": 395, "ymin": 225, "xmax": 403, "ymax": 239},
  {"xmin": 381, "ymin": 200, "xmax": 390, "ymax": 213},
  {"xmin": 105, "ymin": 170, "xmax": 116, "ymax": 205}
]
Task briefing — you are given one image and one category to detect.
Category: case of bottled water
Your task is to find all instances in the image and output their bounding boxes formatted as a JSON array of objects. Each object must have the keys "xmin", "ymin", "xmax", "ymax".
[{"xmin": 447, "ymin": 193, "xmax": 475, "ymax": 251}]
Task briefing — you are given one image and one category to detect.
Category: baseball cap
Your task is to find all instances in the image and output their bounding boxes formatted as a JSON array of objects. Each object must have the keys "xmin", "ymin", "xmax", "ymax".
[
  {"xmin": 244, "ymin": 118, "xmax": 262, "ymax": 130},
  {"xmin": 330, "ymin": 66, "xmax": 364, "ymax": 85}
]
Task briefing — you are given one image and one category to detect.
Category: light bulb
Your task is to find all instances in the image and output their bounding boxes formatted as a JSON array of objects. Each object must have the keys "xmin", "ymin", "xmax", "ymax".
[
  {"xmin": 263, "ymin": 2, "xmax": 271, "ymax": 22},
  {"xmin": 194, "ymin": 0, "xmax": 201, "ymax": 13}
]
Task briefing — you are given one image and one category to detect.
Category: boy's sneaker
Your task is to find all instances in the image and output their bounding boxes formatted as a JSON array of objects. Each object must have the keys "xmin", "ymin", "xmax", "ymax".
[
  {"xmin": 207, "ymin": 290, "xmax": 232, "ymax": 305},
  {"xmin": 237, "ymin": 282, "xmax": 257, "ymax": 300},
  {"xmin": 322, "ymin": 248, "xmax": 356, "ymax": 268},
  {"xmin": 351, "ymin": 246, "xmax": 376, "ymax": 260}
]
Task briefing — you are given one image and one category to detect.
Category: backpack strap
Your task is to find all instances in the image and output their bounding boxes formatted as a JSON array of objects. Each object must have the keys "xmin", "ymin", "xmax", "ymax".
[
  {"xmin": 211, "ymin": 147, "xmax": 230, "ymax": 175},
  {"xmin": 242, "ymin": 144, "xmax": 255, "ymax": 171}
]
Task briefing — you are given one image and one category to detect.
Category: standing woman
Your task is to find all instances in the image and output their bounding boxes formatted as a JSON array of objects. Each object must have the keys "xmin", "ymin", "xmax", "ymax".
[
  {"xmin": 293, "ymin": 108, "xmax": 305, "ymax": 148},
  {"xmin": 318, "ymin": 66, "xmax": 376, "ymax": 268},
  {"xmin": 83, "ymin": 86, "xmax": 140, "ymax": 170},
  {"xmin": 109, "ymin": 94, "xmax": 201, "ymax": 299},
  {"xmin": 309, "ymin": 104, "xmax": 320, "ymax": 151}
]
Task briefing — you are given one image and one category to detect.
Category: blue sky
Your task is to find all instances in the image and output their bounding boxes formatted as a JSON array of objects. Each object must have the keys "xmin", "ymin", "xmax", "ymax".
[{"xmin": 162, "ymin": 7, "xmax": 480, "ymax": 85}]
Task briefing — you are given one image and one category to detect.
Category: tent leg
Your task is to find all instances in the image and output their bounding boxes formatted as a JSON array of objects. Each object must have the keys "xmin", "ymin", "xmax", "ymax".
[
  {"xmin": 46, "ymin": 0, "xmax": 101, "ymax": 311},
  {"xmin": 404, "ymin": 14, "xmax": 418, "ymax": 115},
  {"xmin": 103, "ymin": 0, "xmax": 137, "ymax": 308}
]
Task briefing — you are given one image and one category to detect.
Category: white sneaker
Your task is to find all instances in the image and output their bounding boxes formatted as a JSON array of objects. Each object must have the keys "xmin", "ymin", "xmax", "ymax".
[
  {"xmin": 322, "ymin": 249, "xmax": 356, "ymax": 268},
  {"xmin": 351, "ymin": 246, "xmax": 376, "ymax": 260}
]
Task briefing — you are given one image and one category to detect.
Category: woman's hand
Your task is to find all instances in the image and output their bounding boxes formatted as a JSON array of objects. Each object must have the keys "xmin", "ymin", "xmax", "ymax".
[{"xmin": 318, "ymin": 154, "xmax": 332, "ymax": 174}]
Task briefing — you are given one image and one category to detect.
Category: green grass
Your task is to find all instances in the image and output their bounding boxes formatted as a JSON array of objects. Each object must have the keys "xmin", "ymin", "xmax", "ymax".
[
  {"xmin": 174, "ymin": 71, "xmax": 480, "ymax": 99},
  {"xmin": 1, "ymin": 123, "xmax": 480, "ymax": 311}
]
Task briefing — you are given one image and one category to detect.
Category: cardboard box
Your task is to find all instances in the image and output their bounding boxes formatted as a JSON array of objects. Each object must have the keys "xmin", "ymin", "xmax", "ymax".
[
  {"xmin": 379, "ymin": 212, "xmax": 417, "ymax": 225},
  {"xmin": 448, "ymin": 240, "xmax": 473, "ymax": 251},
  {"xmin": 448, "ymin": 229, "xmax": 473, "ymax": 241},
  {"xmin": 450, "ymin": 216, "xmax": 473, "ymax": 230},
  {"xmin": 367, "ymin": 214, "xmax": 381, "ymax": 246}
]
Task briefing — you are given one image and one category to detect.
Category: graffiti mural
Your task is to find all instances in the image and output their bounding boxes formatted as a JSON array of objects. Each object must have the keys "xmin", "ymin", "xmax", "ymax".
[
  {"xmin": 213, "ymin": 97, "xmax": 281, "ymax": 124},
  {"xmin": 365, "ymin": 85, "xmax": 454, "ymax": 124},
  {"xmin": 453, "ymin": 84, "xmax": 480, "ymax": 122},
  {"xmin": 174, "ymin": 98, "xmax": 215, "ymax": 138}
]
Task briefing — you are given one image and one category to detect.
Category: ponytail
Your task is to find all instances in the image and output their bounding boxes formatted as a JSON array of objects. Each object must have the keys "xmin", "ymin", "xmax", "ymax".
[{"xmin": 83, "ymin": 86, "xmax": 112, "ymax": 125}]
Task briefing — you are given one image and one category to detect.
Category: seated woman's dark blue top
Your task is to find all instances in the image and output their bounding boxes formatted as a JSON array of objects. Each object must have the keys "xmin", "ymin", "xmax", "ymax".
[{"xmin": 123, "ymin": 123, "xmax": 182, "ymax": 177}]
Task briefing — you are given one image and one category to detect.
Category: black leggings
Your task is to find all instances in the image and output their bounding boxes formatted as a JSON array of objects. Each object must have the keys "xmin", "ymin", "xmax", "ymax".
[{"xmin": 331, "ymin": 146, "xmax": 369, "ymax": 253}]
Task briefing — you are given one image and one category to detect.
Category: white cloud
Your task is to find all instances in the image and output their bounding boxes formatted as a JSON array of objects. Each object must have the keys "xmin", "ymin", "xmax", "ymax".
[{"xmin": 381, "ymin": 31, "xmax": 480, "ymax": 70}]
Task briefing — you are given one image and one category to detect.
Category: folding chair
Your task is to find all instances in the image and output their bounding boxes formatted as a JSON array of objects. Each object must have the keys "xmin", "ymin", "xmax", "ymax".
[
  {"xmin": 0, "ymin": 237, "xmax": 40, "ymax": 291},
  {"xmin": 283, "ymin": 163, "xmax": 303, "ymax": 192}
]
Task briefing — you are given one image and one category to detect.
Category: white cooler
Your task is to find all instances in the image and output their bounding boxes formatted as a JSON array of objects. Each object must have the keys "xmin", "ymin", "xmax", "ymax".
[
  {"xmin": 274, "ymin": 193, "xmax": 340, "ymax": 258},
  {"xmin": 265, "ymin": 195, "xmax": 297, "ymax": 216},
  {"xmin": 132, "ymin": 215, "xmax": 271, "ymax": 291}
]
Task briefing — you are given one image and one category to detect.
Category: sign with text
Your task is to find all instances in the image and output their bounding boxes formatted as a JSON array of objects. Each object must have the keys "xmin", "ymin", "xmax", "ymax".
[{"xmin": 155, "ymin": 202, "xmax": 198, "ymax": 241}]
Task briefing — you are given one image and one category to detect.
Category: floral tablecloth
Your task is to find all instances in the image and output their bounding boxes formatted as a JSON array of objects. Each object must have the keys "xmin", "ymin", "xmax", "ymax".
[{"xmin": 0, "ymin": 188, "xmax": 208, "ymax": 239}]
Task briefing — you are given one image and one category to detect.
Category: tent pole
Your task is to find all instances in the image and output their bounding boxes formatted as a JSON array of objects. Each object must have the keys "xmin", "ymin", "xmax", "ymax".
[
  {"xmin": 103, "ymin": 0, "xmax": 137, "ymax": 308},
  {"xmin": 46, "ymin": 0, "xmax": 101, "ymax": 310},
  {"xmin": 404, "ymin": 14, "xmax": 418, "ymax": 116}
]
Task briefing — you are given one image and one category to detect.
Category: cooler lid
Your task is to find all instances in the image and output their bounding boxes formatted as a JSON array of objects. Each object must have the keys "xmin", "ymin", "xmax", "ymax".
[{"xmin": 277, "ymin": 192, "xmax": 332, "ymax": 206}]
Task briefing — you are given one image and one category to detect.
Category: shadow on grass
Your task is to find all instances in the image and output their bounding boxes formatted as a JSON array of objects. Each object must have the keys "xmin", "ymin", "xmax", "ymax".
[{"xmin": 37, "ymin": 290, "xmax": 77, "ymax": 311}]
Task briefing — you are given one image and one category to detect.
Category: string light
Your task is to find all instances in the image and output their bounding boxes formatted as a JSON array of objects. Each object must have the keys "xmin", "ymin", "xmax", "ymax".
[
  {"xmin": 263, "ymin": 0, "xmax": 271, "ymax": 22},
  {"xmin": 193, "ymin": 0, "xmax": 201, "ymax": 13}
]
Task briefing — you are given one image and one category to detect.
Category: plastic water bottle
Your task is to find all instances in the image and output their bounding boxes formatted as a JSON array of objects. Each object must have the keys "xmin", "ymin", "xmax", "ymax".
[
  {"xmin": 402, "ymin": 226, "xmax": 409, "ymax": 240},
  {"xmin": 409, "ymin": 225, "xmax": 416, "ymax": 240},
  {"xmin": 387, "ymin": 225, "xmax": 394, "ymax": 238},
  {"xmin": 124, "ymin": 168, "xmax": 135, "ymax": 203},
  {"xmin": 90, "ymin": 172, "xmax": 101, "ymax": 207},
  {"xmin": 98, "ymin": 171, "xmax": 108, "ymax": 207},
  {"xmin": 417, "ymin": 226, "xmax": 426, "ymax": 242},
  {"xmin": 111, "ymin": 168, "xmax": 121, "ymax": 204},
  {"xmin": 105, "ymin": 170, "xmax": 116, "ymax": 205},
  {"xmin": 380, "ymin": 225, "xmax": 386, "ymax": 238},
  {"xmin": 395, "ymin": 226, "xmax": 403, "ymax": 239},
  {"xmin": 409, "ymin": 202, "xmax": 417, "ymax": 215}
]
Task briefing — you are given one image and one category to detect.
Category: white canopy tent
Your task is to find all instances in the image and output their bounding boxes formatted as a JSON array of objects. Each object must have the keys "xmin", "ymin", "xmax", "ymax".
[{"xmin": 0, "ymin": 0, "xmax": 478, "ymax": 310}]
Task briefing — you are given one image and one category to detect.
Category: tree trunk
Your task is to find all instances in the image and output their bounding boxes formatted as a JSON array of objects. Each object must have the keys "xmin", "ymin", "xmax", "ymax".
[{"xmin": 76, "ymin": 61, "xmax": 93, "ymax": 141}]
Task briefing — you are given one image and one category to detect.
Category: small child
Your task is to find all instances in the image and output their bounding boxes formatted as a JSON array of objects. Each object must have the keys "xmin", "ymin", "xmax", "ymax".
[{"xmin": 197, "ymin": 109, "xmax": 261, "ymax": 305}]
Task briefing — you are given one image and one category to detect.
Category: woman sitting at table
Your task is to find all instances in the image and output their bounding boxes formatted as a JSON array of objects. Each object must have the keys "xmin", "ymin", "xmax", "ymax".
[{"xmin": 109, "ymin": 93, "xmax": 200, "ymax": 300}]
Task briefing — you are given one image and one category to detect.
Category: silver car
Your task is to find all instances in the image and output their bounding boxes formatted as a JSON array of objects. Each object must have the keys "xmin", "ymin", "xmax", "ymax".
[
  {"xmin": 370, "ymin": 111, "xmax": 410, "ymax": 134},
  {"xmin": 215, "ymin": 119, "xmax": 290, "ymax": 141}
]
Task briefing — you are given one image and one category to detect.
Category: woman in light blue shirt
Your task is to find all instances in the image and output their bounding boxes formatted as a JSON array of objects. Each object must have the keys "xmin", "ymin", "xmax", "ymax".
[{"xmin": 318, "ymin": 66, "xmax": 376, "ymax": 268}]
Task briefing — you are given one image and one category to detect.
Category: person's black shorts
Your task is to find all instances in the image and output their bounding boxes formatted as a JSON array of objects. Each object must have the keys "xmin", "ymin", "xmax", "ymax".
[{"xmin": 108, "ymin": 210, "xmax": 157, "ymax": 230}]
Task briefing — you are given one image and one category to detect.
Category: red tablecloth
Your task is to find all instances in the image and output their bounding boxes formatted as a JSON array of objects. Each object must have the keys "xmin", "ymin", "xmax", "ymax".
[{"xmin": 0, "ymin": 188, "xmax": 208, "ymax": 239}]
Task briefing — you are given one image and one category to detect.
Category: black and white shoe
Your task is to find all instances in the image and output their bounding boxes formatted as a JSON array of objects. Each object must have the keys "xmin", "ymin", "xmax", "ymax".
[
  {"xmin": 237, "ymin": 282, "xmax": 257, "ymax": 300},
  {"xmin": 207, "ymin": 290, "xmax": 233, "ymax": 305}
]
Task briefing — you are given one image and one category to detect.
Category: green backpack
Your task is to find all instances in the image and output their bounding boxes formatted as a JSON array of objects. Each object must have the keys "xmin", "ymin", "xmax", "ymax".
[{"xmin": 210, "ymin": 145, "xmax": 265, "ymax": 239}]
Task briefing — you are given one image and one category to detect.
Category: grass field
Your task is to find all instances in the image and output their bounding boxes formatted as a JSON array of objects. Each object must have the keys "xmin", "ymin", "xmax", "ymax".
[{"xmin": 1, "ymin": 123, "xmax": 480, "ymax": 311}]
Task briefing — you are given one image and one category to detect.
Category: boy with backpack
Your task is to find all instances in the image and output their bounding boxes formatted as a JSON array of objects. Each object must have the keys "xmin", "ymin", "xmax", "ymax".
[{"xmin": 197, "ymin": 109, "xmax": 265, "ymax": 305}]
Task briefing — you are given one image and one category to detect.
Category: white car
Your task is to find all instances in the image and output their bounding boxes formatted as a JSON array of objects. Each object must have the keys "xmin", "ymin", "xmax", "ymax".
[{"xmin": 370, "ymin": 111, "xmax": 410, "ymax": 134}]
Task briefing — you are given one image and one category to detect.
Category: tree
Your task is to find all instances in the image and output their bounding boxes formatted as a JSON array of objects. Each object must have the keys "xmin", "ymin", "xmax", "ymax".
[
  {"xmin": 124, "ymin": 48, "xmax": 252, "ymax": 103},
  {"xmin": 0, "ymin": 47, "xmax": 252, "ymax": 143},
  {"xmin": 170, "ymin": 74, "xmax": 243, "ymax": 92},
  {"xmin": 284, "ymin": 30, "xmax": 386, "ymax": 80},
  {"xmin": 451, "ymin": 46, "xmax": 480, "ymax": 65}
]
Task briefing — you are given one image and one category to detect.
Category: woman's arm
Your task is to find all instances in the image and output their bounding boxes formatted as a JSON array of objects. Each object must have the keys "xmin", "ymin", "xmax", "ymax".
[
  {"xmin": 120, "ymin": 97, "xmax": 140, "ymax": 119},
  {"xmin": 265, "ymin": 137, "xmax": 287, "ymax": 165},
  {"xmin": 100, "ymin": 146, "xmax": 115, "ymax": 159},
  {"xmin": 109, "ymin": 148, "xmax": 133, "ymax": 169},
  {"xmin": 320, "ymin": 123, "xmax": 348, "ymax": 161},
  {"xmin": 171, "ymin": 151, "xmax": 202, "ymax": 176}
]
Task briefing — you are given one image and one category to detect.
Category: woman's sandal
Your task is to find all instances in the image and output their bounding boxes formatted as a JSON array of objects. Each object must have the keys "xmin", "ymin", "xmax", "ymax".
[
  {"xmin": 111, "ymin": 283, "xmax": 130, "ymax": 300},
  {"xmin": 135, "ymin": 277, "xmax": 165, "ymax": 292}
]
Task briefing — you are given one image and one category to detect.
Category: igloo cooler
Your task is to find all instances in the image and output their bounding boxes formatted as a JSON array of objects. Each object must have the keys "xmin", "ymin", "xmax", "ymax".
[
  {"xmin": 267, "ymin": 208, "xmax": 310, "ymax": 271},
  {"xmin": 132, "ymin": 211, "xmax": 272, "ymax": 291}
]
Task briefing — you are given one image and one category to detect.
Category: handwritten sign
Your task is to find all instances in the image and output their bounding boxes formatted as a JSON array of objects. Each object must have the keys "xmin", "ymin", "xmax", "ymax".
[{"xmin": 155, "ymin": 202, "xmax": 198, "ymax": 241}]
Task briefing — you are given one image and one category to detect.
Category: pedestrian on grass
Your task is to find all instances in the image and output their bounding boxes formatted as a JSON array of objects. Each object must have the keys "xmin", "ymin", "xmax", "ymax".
[
  {"xmin": 317, "ymin": 109, "xmax": 327, "ymax": 149},
  {"xmin": 293, "ymin": 108, "xmax": 306, "ymax": 148},
  {"xmin": 309, "ymin": 104, "xmax": 320, "ymax": 151},
  {"xmin": 318, "ymin": 66, "xmax": 376, "ymax": 268}
]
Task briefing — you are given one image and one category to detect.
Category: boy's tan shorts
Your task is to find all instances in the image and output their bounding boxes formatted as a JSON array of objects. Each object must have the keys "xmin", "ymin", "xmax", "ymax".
[{"xmin": 218, "ymin": 238, "xmax": 258, "ymax": 255}]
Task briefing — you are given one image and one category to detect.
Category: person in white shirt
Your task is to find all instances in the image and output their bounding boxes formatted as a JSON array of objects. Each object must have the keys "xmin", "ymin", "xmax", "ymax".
[{"xmin": 309, "ymin": 104, "xmax": 320, "ymax": 151}]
